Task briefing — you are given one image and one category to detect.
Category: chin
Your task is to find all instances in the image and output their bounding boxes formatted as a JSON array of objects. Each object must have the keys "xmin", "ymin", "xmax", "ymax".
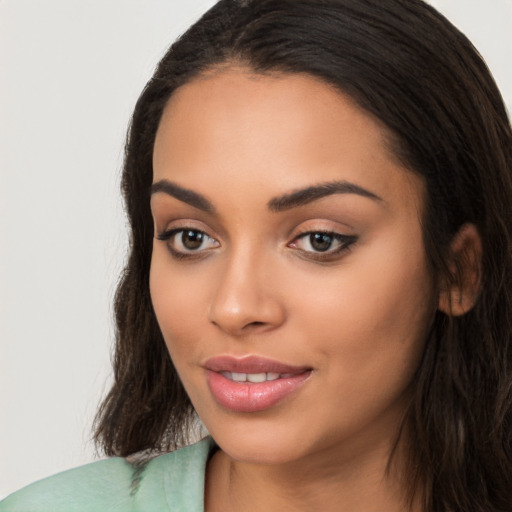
[{"xmin": 206, "ymin": 416, "xmax": 312, "ymax": 466}]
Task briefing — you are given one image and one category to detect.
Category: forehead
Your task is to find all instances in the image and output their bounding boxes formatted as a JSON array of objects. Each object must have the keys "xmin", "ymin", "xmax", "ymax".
[{"xmin": 153, "ymin": 68, "xmax": 424, "ymax": 215}]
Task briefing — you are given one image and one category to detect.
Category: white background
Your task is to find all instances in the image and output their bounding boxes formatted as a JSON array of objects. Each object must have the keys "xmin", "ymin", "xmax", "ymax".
[{"xmin": 1, "ymin": 0, "xmax": 511, "ymax": 498}]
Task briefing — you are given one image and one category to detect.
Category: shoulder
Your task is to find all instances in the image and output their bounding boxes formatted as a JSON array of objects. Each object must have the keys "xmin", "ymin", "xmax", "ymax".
[
  {"xmin": 0, "ymin": 457, "xmax": 133, "ymax": 512},
  {"xmin": 0, "ymin": 437, "xmax": 215, "ymax": 512}
]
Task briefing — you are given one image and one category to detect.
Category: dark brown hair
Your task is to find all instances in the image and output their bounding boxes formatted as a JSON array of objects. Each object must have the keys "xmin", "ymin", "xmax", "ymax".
[{"xmin": 94, "ymin": 1, "xmax": 512, "ymax": 510}]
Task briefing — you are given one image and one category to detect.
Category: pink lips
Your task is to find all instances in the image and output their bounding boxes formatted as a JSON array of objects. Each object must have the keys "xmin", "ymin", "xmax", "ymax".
[{"xmin": 204, "ymin": 355, "xmax": 312, "ymax": 413}]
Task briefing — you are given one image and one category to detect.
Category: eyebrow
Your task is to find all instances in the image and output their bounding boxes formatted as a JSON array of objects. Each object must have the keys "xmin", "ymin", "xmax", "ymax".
[
  {"xmin": 151, "ymin": 180, "xmax": 215, "ymax": 213},
  {"xmin": 150, "ymin": 179, "xmax": 382, "ymax": 214},
  {"xmin": 267, "ymin": 180, "xmax": 383, "ymax": 212}
]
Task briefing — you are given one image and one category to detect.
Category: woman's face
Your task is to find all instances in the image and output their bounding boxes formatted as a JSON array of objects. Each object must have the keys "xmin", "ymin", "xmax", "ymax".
[{"xmin": 150, "ymin": 68, "xmax": 435, "ymax": 466}]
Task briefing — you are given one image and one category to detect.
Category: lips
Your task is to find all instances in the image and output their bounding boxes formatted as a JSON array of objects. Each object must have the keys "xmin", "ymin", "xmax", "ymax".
[{"xmin": 204, "ymin": 355, "xmax": 312, "ymax": 412}]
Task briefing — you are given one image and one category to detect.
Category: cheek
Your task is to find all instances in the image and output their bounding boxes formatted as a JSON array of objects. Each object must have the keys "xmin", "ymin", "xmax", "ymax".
[
  {"xmin": 297, "ymin": 235, "xmax": 434, "ymax": 390},
  {"xmin": 149, "ymin": 248, "xmax": 205, "ymax": 361}
]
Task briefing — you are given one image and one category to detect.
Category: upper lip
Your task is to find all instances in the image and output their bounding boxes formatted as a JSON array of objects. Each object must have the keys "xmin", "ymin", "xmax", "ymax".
[{"xmin": 204, "ymin": 355, "xmax": 311, "ymax": 374}]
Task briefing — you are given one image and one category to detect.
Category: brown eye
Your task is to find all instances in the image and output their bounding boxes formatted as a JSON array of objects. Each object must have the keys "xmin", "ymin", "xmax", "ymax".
[
  {"xmin": 309, "ymin": 233, "xmax": 334, "ymax": 252},
  {"xmin": 181, "ymin": 230, "xmax": 206, "ymax": 250},
  {"xmin": 289, "ymin": 230, "xmax": 357, "ymax": 260},
  {"xmin": 156, "ymin": 227, "xmax": 219, "ymax": 258}
]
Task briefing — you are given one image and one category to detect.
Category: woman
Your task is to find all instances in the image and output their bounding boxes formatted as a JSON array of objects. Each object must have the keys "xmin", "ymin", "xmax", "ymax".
[{"xmin": 2, "ymin": 0, "xmax": 511, "ymax": 511}]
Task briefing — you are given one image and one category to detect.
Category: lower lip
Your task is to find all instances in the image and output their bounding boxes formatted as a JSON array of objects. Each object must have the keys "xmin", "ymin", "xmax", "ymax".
[{"xmin": 206, "ymin": 370, "xmax": 311, "ymax": 413}]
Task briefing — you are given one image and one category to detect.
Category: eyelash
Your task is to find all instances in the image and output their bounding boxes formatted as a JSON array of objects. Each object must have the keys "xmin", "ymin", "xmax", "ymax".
[{"xmin": 156, "ymin": 228, "xmax": 357, "ymax": 262}]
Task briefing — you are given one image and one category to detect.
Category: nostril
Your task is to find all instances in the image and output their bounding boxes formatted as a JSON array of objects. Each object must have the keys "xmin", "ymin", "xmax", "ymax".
[{"xmin": 241, "ymin": 321, "xmax": 268, "ymax": 332}]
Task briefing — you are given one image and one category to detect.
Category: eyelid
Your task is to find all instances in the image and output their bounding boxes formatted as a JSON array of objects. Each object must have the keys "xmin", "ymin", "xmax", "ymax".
[
  {"xmin": 154, "ymin": 216, "xmax": 221, "ymax": 242},
  {"xmin": 288, "ymin": 218, "xmax": 354, "ymax": 241},
  {"xmin": 154, "ymin": 217, "xmax": 211, "ymax": 233}
]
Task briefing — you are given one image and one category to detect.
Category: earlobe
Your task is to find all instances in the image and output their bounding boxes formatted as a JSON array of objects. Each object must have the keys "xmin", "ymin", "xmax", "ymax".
[{"xmin": 437, "ymin": 223, "xmax": 482, "ymax": 316}]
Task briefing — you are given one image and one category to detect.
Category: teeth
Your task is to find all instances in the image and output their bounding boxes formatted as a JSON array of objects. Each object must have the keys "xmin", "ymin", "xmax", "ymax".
[
  {"xmin": 221, "ymin": 372, "xmax": 283, "ymax": 382},
  {"xmin": 247, "ymin": 373, "xmax": 266, "ymax": 383}
]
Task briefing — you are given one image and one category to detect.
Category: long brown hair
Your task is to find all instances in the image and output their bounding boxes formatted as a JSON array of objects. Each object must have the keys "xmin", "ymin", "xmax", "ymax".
[{"xmin": 94, "ymin": 1, "xmax": 512, "ymax": 510}]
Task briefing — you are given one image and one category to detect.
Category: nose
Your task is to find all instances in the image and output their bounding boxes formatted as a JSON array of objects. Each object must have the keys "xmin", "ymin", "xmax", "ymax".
[{"xmin": 208, "ymin": 249, "xmax": 286, "ymax": 336}]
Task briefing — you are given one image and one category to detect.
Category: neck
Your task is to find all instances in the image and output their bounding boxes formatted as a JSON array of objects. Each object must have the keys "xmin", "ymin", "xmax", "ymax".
[{"xmin": 205, "ymin": 429, "xmax": 422, "ymax": 512}]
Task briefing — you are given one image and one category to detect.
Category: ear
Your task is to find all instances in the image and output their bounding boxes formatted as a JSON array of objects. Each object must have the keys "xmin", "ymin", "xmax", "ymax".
[{"xmin": 438, "ymin": 223, "xmax": 482, "ymax": 316}]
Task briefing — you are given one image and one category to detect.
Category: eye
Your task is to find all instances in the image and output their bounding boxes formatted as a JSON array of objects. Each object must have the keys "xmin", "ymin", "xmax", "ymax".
[
  {"xmin": 289, "ymin": 231, "xmax": 357, "ymax": 259},
  {"xmin": 156, "ymin": 228, "xmax": 219, "ymax": 258}
]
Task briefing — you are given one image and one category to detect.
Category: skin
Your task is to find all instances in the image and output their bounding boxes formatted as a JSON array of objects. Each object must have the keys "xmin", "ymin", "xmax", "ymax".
[{"xmin": 150, "ymin": 68, "xmax": 435, "ymax": 512}]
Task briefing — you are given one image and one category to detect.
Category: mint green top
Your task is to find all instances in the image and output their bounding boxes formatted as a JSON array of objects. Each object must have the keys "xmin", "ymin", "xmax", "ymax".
[{"xmin": 0, "ymin": 437, "xmax": 215, "ymax": 512}]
